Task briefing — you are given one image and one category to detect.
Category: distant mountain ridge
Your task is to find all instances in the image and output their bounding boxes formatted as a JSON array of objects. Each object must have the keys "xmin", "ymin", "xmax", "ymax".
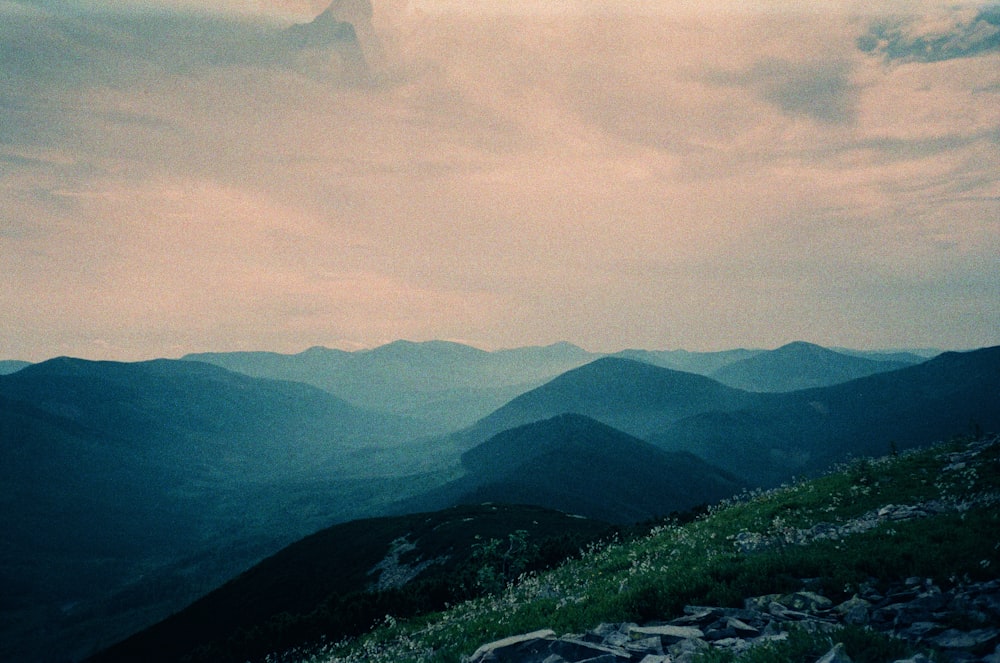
[
  {"xmin": 182, "ymin": 340, "xmax": 932, "ymax": 431},
  {"xmin": 0, "ymin": 357, "xmax": 438, "ymax": 663},
  {"xmin": 1, "ymin": 356, "xmax": 422, "ymax": 454},
  {"xmin": 652, "ymin": 345, "xmax": 1000, "ymax": 486},
  {"xmin": 470, "ymin": 357, "xmax": 753, "ymax": 441},
  {"xmin": 184, "ymin": 340, "xmax": 598, "ymax": 431},
  {"xmin": 0, "ymin": 360, "xmax": 29, "ymax": 375},
  {"xmin": 832, "ymin": 347, "xmax": 940, "ymax": 363},
  {"xmin": 611, "ymin": 348, "xmax": 762, "ymax": 374},
  {"xmin": 709, "ymin": 341, "xmax": 915, "ymax": 392}
]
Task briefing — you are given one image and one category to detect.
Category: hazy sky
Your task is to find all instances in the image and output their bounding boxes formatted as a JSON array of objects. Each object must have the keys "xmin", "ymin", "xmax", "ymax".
[{"xmin": 2, "ymin": 0, "xmax": 998, "ymax": 360}]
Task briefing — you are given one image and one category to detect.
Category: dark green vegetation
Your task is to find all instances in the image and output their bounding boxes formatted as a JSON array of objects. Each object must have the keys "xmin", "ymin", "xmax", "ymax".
[
  {"xmin": 85, "ymin": 504, "xmax": 614, "ymax": 663},
  {"xmin": 413, "ymin": 413, "xmax": 745, "ymax": 524},
  {"xmin": 317, "ymin": 434, "xmax": 1000, "ymax": 663}
]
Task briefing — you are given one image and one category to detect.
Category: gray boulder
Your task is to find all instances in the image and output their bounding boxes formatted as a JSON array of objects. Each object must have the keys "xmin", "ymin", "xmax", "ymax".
[
  {"xmin": 467, "ymin": 629, "xmax": 556, "ymax": 663},
  {"xmin": 815, "ymin": 642, "xmax": 852, "ymax": 663},
  {"xmin": 549, "ymin": 637, "xmax": 631, "ymax": 662},
  {"xmin": 928, "ymin": 627, "xmax": 1000, "ymax": 652},
  {"xmin": 628, "ymin": 624, "xmax": 705, "ymax": 645}
]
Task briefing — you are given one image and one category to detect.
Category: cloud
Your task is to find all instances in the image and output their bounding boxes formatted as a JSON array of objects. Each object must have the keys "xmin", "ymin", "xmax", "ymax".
[
  {"xmin": 0, "ymin": 1, "xmax": 369, "ymax": 91},
  {"xmin": 858, "ymin": 5, "xmax": 1000, "ymax": 62},
  {"xmin": 749, "ymin": 59, "xmax": 857, "ymax": 124},
  {"xmin": 1, "ymin": 1, "xmax": 998, "ymax": 359},
  {"xmin": 707, "ymin": 58, "xmax": 857, "ymax": 125}
]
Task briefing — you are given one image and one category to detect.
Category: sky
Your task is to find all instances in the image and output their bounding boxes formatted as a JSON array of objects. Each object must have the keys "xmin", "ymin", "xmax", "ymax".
[{"xmin": 1, "ymin": 0, "xmax": 998, "ymax": 361}]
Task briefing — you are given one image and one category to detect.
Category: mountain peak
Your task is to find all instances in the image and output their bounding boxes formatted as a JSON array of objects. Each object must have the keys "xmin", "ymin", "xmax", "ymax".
[
  {"xmin": 775, "ymin": 340, "xmax": 827, "ymax": 353},
  {"xmin": 710, "ymin": 342, "xmax": 913, "ymax": 392},
  {"xmin": 452, "ymin": 413, "xmax": 745, "ymax": 524},
  {"xmin": 472, "ymin": 356, "xmax": 749, "ymax": 441},
  {"xmin": 367, "ymin": 339, "xmax": 488, "ymax": 359},
  {"xmin": 319, "ymin": 0, "xmax": 373, "ymax": 24}
]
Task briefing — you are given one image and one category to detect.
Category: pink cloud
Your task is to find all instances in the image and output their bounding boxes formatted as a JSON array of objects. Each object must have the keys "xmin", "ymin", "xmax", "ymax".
[{"xmin": 2, "ymin": 1, "xmax": 997, "ymax": 359}]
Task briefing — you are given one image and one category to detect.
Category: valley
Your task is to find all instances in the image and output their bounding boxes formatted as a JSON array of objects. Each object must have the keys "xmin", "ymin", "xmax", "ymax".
[{"xmin": 0, "ymin": 340, "xmax": 996, "ymax": 663}]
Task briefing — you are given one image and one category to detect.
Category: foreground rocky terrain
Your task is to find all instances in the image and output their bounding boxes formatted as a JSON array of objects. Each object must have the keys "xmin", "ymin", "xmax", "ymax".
[
  {"xmin": 466, "ymin": 437, "xmax": 1000, "ymax": 663},
  {"xmin": 301, "ymin": 434, "xmax": 1000, "ymax": 663},
  {"xmin": 467, "ymin": 577, "xmax": 1000, "ymax": 663}
]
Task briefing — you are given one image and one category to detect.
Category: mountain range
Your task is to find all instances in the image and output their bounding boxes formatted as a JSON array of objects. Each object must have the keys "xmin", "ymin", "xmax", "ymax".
[
  {"xmin": 184, "ymin": 341, "xmax": 596, "ymax": 432},
  {"xmin": 0, "ymin": 358, "xmax": 437, "ymax": 663},
  {"xmin": 468, "ymin": 357, "xmax": 753, "ymax": 442},
  {"xmin": 408, "ymin": 413, "xmax": 745, "ymax": 524},
  {"xmin": 707, "ymin": 340, "xmax": 914, "ymax": 392},
  {"xmin": 85, "ymin": 503, "xmax": 613, "ymax": 663},
  {"xmin": 652, "ymin": 346, "xmax": 1000, "ymax": 486},
  {"xmin": 1, "ymin": 340, "xmax": 995, "ymax": 663},
  {"xmin": 182, "ymin": 340, "xmax": 929, "ymax": 432}
]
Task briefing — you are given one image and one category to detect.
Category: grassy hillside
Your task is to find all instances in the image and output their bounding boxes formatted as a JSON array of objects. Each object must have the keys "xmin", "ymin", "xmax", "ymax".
[
  {"xmin": 85, "ymin": 504, "xmax": 614, "ymax": 663},
  {"xmin": 289, "ymin": 431, "xmax": 1000, "ymax": 663}
]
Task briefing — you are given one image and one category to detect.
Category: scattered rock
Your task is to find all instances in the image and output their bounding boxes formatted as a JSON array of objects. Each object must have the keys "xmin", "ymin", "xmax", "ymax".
[
  {"xmin": 891, "ymin": 655, "xmax": 931, "ymax": 663},
  {"xmin": 465, "ymin": 576, "xmax": 1000, "ymax": 663},
  {"xmin": 549, "ymin": 637, "xmax": 631, "ymax": 662},
  {"xmin": 462, "ymin": 438, "xmax": 1000, "ymax": 663},
  {"xmin": 623, "ymin": 635, "xmax": 662, "ymax": 657},
  {"xmin": 928, "ymin": 627, "xmax": 1000, "ymax": 652},
  {"xmin": 899, "ymin": 621, "xmax": 944, "ymax": 642},
  {"xmin": 816, "ymin": 642, "xmax": 852, "ymax": 663},
  {"xmin": 781, "ymin": 591, "xmax": 834, "ymax": 612},
  {"xmin": 467, "ymin": 629, "xmax": 556, "ymax": 663},
  {"xmin": 628, "ymin": 624, "xmax": 704, "ymax": 645},
  {"xmin": 834, "ymin": 595, "xmax": 871, "ymax": 625},
  {"xmin": 725, "ymin": 617, "xmax": 760, "ymax": 637}
]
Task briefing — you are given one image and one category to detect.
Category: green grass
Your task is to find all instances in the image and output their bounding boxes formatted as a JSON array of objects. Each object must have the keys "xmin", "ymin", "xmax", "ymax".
[{"xmin": 295, "ymin": 436, "xmax": 1000, "ymax": 663}]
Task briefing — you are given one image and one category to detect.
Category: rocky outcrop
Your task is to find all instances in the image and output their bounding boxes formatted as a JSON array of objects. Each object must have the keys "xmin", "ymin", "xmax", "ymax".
[
  {"xmin": 464, "ymin": 436, "xmax": 1000, "ymax": 663},
  {"xmin": 732, "ymin": 438, "xmax": 1000, "ymax": 556},
  {"xmin": 366, "ymin": 536, "xmax": 450, "ymax": 591},
  {"xmin": 466, "ymin": 577, "xmax": 1000, "ymax": 662}
]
